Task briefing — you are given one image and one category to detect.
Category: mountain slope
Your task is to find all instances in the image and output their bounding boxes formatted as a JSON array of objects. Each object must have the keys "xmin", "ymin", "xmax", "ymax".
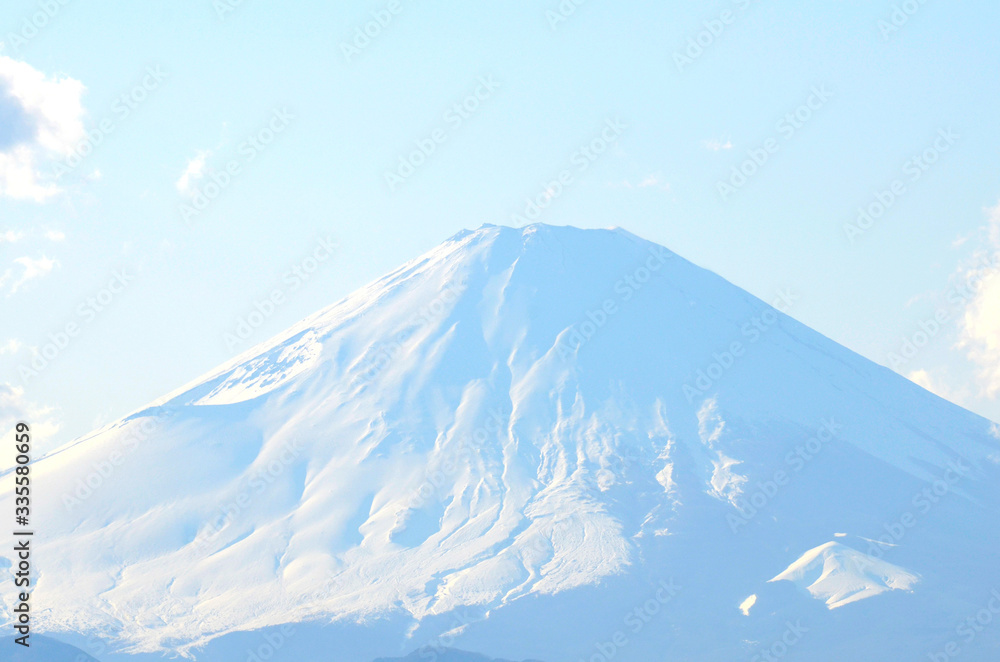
[
  {"xmin": 2, "ymin": 224, "xmax": 999, "ymax": 661},
  {"xmin": 373, "ymin": 648, "xmax": 543, "ymax": 662},
  {"xmin": 4, "ymin": 634, "xmax": 100, "ymax": 661}
]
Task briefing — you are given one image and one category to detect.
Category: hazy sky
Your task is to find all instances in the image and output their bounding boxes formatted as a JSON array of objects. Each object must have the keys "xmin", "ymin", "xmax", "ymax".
[{"xmin": 1, "ymin": 0, "xmax": 999, "ymax": 449}]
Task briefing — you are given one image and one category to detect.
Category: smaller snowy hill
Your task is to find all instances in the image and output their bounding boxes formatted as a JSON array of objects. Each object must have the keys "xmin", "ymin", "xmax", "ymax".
[{"xmin": 769, "ymin": 541, "xmax": 920, "ymax": 609}]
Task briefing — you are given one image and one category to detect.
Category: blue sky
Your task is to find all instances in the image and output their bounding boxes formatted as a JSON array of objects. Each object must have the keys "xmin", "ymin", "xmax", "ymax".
[{"xmin": 1, "ymin": 0, "xmax": 999, "ymax": 448}]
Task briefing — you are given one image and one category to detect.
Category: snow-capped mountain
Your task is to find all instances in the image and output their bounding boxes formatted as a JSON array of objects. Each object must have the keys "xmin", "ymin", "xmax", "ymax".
[{"xmin": 3, "ymin": 224, "xmax": 999, "ymax": 661}]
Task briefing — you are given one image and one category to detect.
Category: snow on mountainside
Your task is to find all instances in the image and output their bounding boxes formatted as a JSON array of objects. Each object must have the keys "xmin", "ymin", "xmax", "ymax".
[{"xmin": 2, "ymin": 224, "xmax": 1000, "ymax": 661}]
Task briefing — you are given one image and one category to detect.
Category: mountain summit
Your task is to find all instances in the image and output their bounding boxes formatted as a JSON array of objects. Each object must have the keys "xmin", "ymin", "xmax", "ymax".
[{"xmin": 4, "ymin": 224, "xmax": 999, "ymax": 661}]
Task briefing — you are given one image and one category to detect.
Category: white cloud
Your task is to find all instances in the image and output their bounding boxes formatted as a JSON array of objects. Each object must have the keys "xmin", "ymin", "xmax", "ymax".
[
  {"xmin": 0, "ymin": 56, "xmax": 87, "ymax": 201},
  {"xmin": 960, "ymin": 273, "xmax": 1000, "ymax": 395},
  {"xmin": 0, "ymin": 383, "xmax": 60, "ymax": 468},
  {"xmin": 908, "ymin": 369, "xmax": 950, "ymax": 399},
  {"xmin": 614, "ymin": 173, "xmax": 670, "ymax": 192},
  {"xmin": 637, "ymin": 173, "xmax": 669, "ymax": 190},
  {"xmin": 176, "ymin": 149, "xmax": 212, "ymax": 195},
  {"xmin": 990, "ymin": 202, "xmax": 1000, "ymax": 244},
  {"xmin": 704, "ymin": 138, "xmax": 733, "ymax": 151},
  {"xmin": 906, "ymin": 367, "xmax": 982, "ymax": 413},
  {"xmin": 0, "ymin": 254, "xmax": 58, "ymax": 295},
  {"xmin": 0, "ymin": 338, "xmax": 24, "ymax": 355},
  {"xmin": 0, "ymin": 229, "xmax": 25, "ymax": 243},
  {"xmin": 45, "ymin": 229, "xmax": 65, "ymax": 241},
  {"xmin": 953, "ymin": 202, "xmax": 1000, "ymax": 397}
]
